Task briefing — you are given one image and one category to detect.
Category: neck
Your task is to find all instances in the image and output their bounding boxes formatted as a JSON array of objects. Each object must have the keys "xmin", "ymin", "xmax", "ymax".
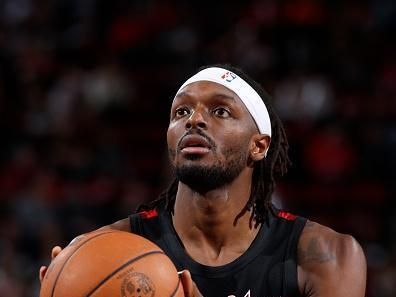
[{"xmin": 172, "ymin": 167, "xmax": 260, "ymax": 262}]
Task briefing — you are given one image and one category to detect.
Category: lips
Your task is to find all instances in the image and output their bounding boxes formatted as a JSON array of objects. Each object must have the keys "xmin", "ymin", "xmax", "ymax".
[{"xmin": 178, "ymin": 134, "xmax": 212, "ymax": 155}]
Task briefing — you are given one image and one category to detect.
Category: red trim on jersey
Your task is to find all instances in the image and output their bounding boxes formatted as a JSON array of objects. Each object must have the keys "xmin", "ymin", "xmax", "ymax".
[
  {"xmin": 139, "ymin": 209, "xmax": 158, "ymax": 219},
  {"xmin": 277, "ymin": 210, "xmax": 297, "ymax": 221}
]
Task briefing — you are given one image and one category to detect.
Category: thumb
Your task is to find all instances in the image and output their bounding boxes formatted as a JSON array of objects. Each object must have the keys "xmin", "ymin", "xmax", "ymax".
[{"xmin": 179, "ymin": 270, "xmax": 203, "ymax": 297}]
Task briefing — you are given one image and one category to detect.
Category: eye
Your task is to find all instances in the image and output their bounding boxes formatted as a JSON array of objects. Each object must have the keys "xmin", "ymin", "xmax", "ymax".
[
  {"xmin": 174, "ymin": 107, "xmax": 190, "ymax": 118},
  {"xmin": 213, "ymin": 107, "xmax": 231, "ymax": 118}
]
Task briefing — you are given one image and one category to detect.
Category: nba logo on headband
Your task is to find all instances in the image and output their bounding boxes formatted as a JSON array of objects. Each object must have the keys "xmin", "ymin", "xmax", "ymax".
[{"xmin": 221, "ymin": 71, "xmax": 237, "ymax": 82}]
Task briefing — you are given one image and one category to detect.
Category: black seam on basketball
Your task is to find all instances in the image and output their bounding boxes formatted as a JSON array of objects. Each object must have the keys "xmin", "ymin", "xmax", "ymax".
[
  {"xmin": 50, "ymin": 231, "xmax": 118, "ymax": 297},
  {"xmin": 86, "ymin": 250, "xmax": 165, "ymax": 297},
  {"xmin": 170, "ymin": 276, "xmax": 181, "ymax": 297}
]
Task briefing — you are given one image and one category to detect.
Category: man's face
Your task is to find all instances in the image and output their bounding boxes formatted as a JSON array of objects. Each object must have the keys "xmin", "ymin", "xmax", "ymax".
[{"xmin": 167, "ymin": 81, "xmax": 258, "ymax": 193}]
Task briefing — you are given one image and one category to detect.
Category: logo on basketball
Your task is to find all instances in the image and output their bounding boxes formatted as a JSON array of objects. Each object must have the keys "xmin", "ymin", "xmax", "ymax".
[{"xmin": 121, "ymin": 272, "xmax": 155, "ymax": 297}]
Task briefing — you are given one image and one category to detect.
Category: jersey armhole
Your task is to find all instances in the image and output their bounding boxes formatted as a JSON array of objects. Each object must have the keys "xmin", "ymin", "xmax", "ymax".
[{"xmin": 283, "ymin": 216, "xmax": 307, "ymax": 297}]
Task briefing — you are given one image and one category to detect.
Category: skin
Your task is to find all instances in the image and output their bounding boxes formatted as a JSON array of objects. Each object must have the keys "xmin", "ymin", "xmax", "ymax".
[{"xmin": 40, "ymin": 81, "xmax": 367, "ymax": 297}]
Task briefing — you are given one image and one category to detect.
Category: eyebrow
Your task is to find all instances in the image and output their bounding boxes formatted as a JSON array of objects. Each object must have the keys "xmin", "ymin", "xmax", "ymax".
[{"xmin": 175, "ymin": 91, "xmax": 237, "ymax": 102}]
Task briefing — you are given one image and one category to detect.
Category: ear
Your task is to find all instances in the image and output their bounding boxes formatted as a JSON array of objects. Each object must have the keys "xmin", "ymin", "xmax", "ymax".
[{"xmin": 249, "ymin": 134, "xmax": 271, "ymax": 162}]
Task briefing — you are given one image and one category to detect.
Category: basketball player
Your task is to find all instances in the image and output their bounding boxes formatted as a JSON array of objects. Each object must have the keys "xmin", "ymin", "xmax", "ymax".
[{"xmin": 40, "ymin": 65, "xmax": 367, "ymax": 297}]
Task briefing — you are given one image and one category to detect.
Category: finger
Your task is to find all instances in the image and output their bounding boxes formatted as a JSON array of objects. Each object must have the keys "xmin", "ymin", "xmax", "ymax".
[
  {"xmin": 39, "ymin": 266, "xmax": 47, "ymax": 283},
  {"xmin": 179, "ymin": 270, "xmax": 193, "ymax": 297},
  {"xmin": 179, "ymin": 270, "xmax": 203, "ymax": 297},
  {"xmin": 51, "ymin": 246, "xmax": 62, "ymax": 260}
]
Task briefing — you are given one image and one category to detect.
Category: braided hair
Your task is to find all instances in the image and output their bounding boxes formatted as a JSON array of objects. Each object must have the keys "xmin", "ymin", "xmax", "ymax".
[{"xmin": 138, "ymin": 64, "xmax": 291, "ymax": 225}]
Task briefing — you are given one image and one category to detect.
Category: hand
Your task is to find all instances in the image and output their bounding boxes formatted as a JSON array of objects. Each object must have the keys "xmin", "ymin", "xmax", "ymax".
[
  {"xmin": 39, "ymin": 246, "xmax": 63, "ymax": 283},
  {"xmin": 179, "ymin": 270, "xmax": 203, "ymax": 297}
]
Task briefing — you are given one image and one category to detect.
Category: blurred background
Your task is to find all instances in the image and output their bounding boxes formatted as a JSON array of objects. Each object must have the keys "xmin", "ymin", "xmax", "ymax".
[{"xmin": 0, "ymin": 0, "xmax": 395, "ymax": 296}]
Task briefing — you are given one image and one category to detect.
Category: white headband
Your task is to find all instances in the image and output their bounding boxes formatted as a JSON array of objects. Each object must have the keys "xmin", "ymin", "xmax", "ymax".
[{"xmin": 175, "ymin": 67, "xmax": 272, "ymax": 139}]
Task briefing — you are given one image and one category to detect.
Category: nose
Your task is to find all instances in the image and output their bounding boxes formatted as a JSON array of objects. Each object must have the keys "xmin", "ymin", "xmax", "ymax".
[{"xmin": 185, "ymin": 108, "xmax": 207, "ymax": 130}]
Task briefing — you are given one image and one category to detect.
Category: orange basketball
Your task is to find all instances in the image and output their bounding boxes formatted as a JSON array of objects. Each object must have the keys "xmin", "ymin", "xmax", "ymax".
[{"xmin": 40, "ymin": 230, "xmax": 184, "ymax": 297}]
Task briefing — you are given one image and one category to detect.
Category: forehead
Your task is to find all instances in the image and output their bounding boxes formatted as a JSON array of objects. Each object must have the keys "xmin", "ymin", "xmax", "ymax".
[{"xmin": 173, "ymin": 81, "xmax": 244, "ymax": 107}]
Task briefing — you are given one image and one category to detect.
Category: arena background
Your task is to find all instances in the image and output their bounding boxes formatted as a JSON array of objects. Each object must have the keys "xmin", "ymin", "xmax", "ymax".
[{"xmin": 0, "ymin": 1, "xmax": 395, "ymax": 296}]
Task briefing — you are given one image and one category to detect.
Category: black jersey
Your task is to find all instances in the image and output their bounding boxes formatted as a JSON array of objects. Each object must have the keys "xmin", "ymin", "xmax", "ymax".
[{"xmin": 129, "ymin": 205, "xmax": 307, "ymax": 297}]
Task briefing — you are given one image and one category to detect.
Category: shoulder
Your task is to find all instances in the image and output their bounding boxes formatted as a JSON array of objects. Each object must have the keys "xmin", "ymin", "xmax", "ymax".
[
  {"xmin": 97, "ymin": 209, "xmax": 160, "ymax": 233},
  {"xmin": 297, "ymin": 220, "xmax": 366, "ymax": 297},
  {"xmin": 297, "ymin": 220, "xmax": 364, "ymax": 267},
  {"xmin": 97, "ymin": 218, "xmax": 131, "ymax": 232}
]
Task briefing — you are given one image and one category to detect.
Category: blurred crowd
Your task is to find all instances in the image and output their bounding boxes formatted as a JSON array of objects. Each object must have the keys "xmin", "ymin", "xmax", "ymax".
[{"xmin": 0, "ymin": 0, "xmax": 395, "ymax": 296}]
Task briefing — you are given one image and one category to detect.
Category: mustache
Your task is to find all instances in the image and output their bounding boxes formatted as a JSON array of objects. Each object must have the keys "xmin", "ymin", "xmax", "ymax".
[{"xmin": 177, "ymin": 129, "xmax": 216, "ymax": 150}]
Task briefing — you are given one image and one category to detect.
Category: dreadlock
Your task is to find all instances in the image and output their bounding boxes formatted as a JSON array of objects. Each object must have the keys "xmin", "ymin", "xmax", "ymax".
[{"xmin": 138, "ymin": 64, "xmax": 291, "ymax": 225}]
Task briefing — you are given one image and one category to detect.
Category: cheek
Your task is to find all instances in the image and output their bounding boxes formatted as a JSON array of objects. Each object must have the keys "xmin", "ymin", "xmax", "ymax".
[
  {"xmin": 217, "ymin": 129, "xmax": 252, "ymax": 154},
  {"xmin": 166, "ymin": 129, "xmax": 174, "ymax": 149},
  {"xmin": 166, "ymin": 128, "xmax": 177, "ymax": 163},
  {"xmin": 167, "ymin": 123, "xmax": 180, "ymax": 150}
]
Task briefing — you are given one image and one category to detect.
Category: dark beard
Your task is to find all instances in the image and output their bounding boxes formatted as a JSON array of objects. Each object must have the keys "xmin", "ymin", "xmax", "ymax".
[{"xmin": 174, "ymin": 148, "xmax": 247, "ymax": 193}]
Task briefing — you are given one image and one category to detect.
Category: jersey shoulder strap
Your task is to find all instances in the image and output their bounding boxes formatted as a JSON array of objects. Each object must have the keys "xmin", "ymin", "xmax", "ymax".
[{"xmin": 129, "ymin": 209, "xmax": 163, "ymax": 239}]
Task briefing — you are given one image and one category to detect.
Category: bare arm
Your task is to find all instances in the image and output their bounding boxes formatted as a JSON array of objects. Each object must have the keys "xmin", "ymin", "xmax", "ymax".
[{"xmin": 297, "ymin": 221, "xmax": 367, "ymax": 297}]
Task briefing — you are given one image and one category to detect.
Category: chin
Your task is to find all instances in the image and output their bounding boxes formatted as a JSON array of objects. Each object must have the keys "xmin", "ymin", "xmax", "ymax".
[
  {"xmin": 175, "ymin": 161, "xmax": 243, "ymax": 194},
  {"xmin": 183, "ymin": 153, "xmax": 206, "ymax": 161},
  {"xmin": 177, "ymin": 156, "xmax": 218, "ymax": 170}
]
